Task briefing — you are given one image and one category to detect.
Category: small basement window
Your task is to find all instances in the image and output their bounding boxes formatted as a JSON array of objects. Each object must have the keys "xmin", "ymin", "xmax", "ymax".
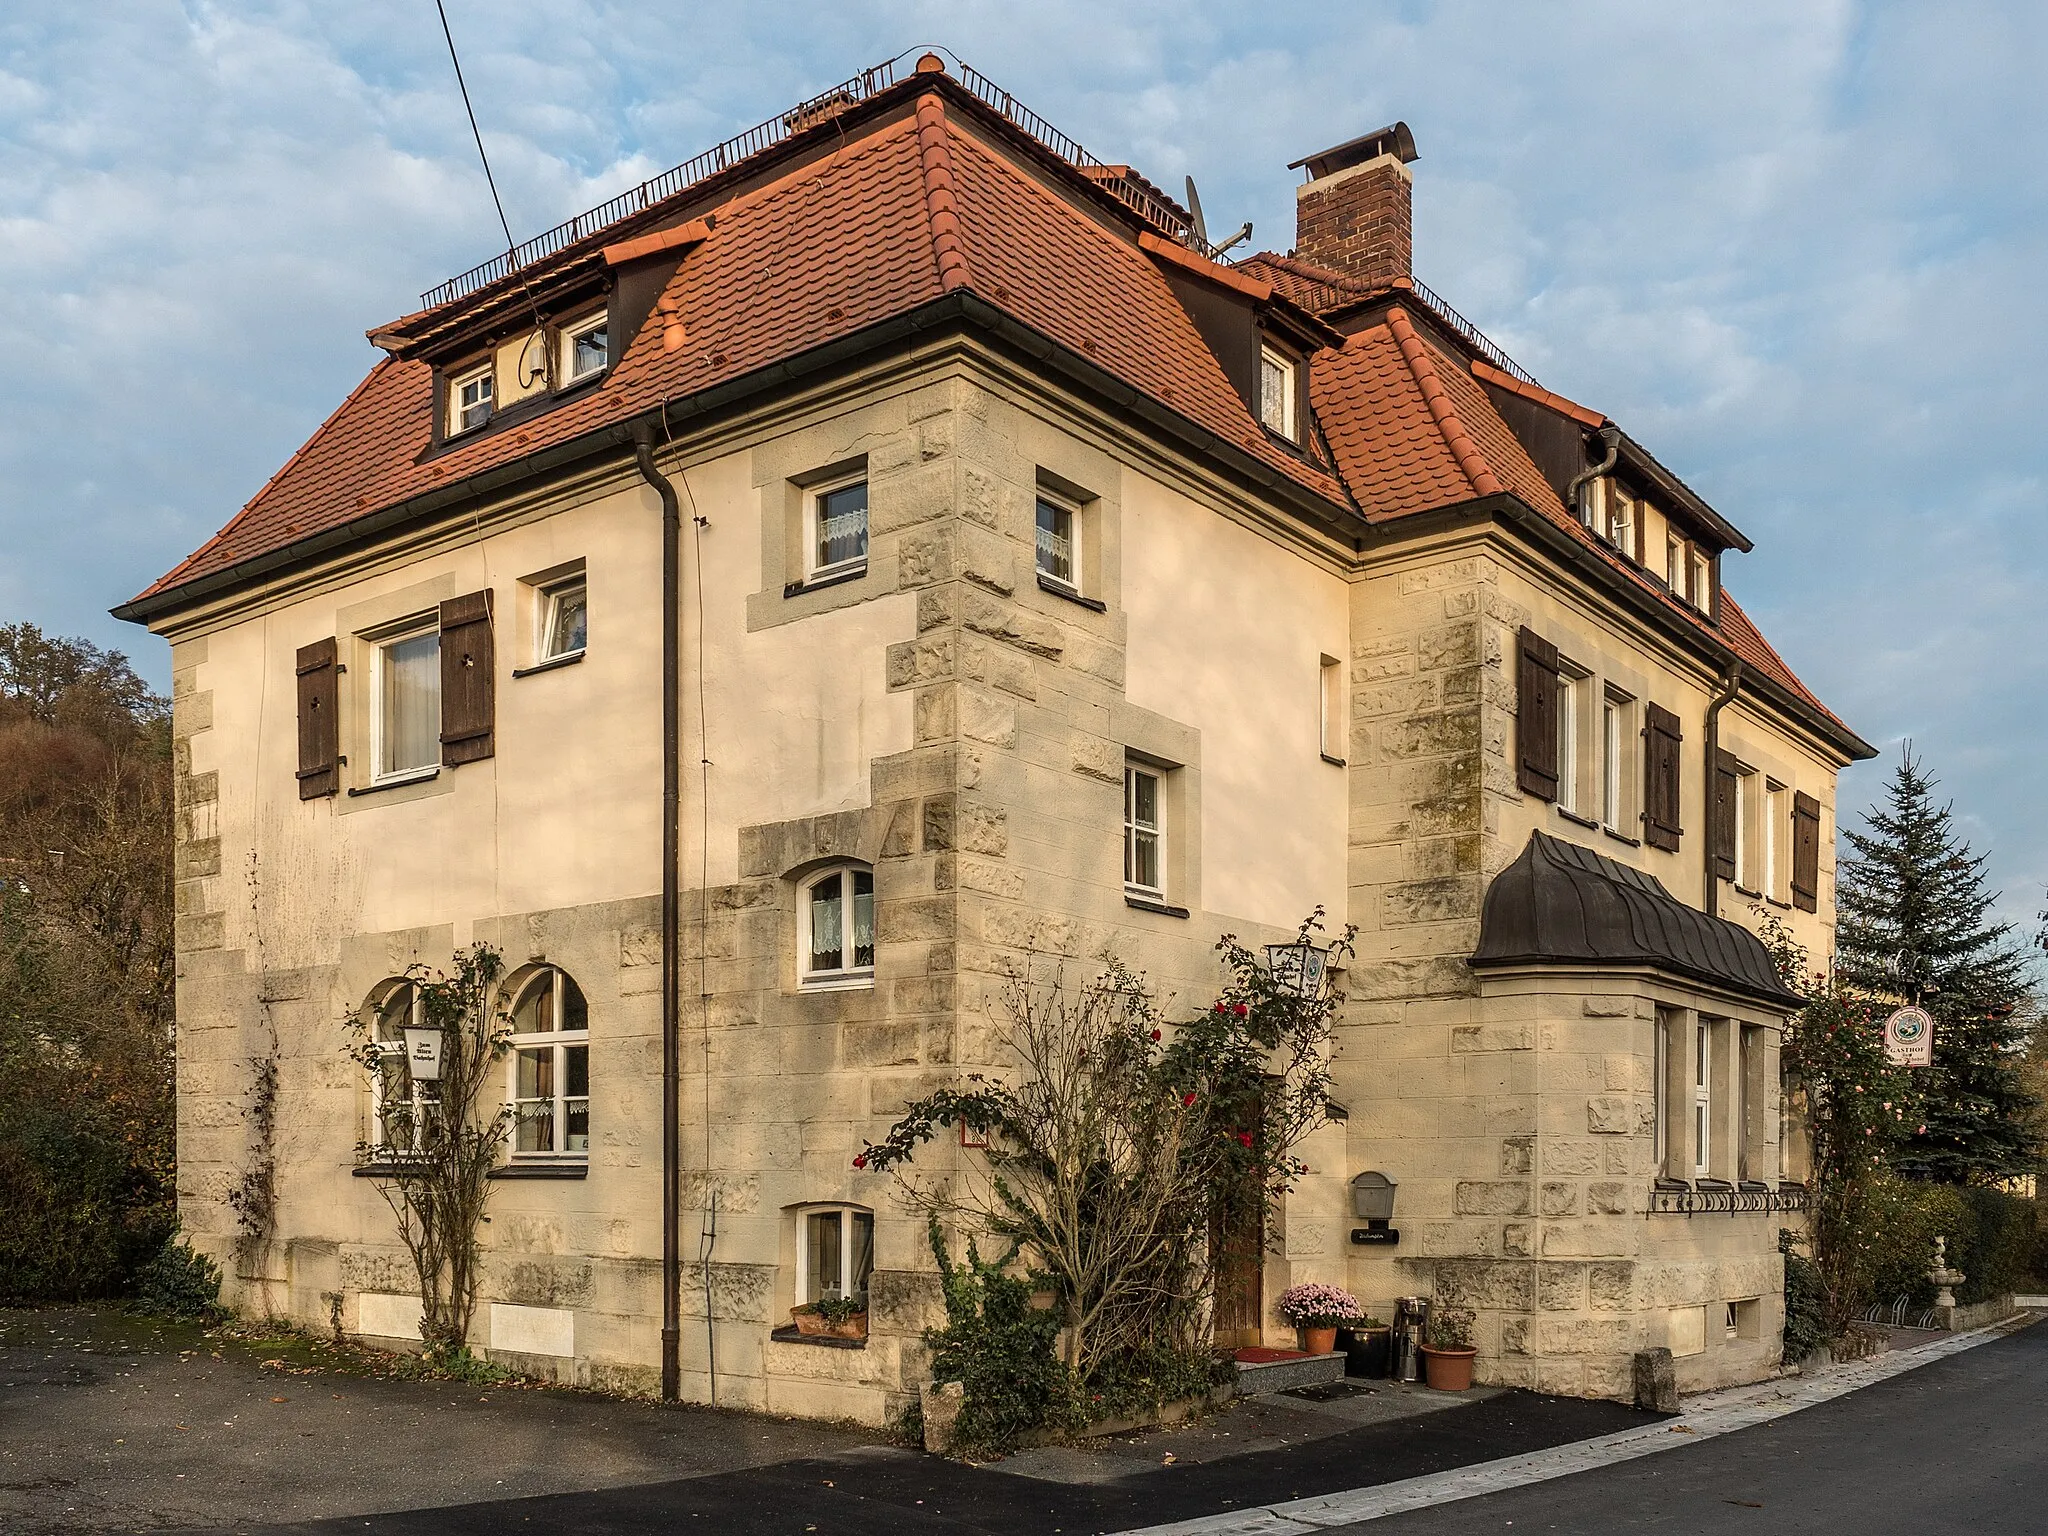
[
  {"xmin": 561, "ymin": 312, "xmax": 609, "ymax": 384},
  {"xmin": 1259, "ymin": 344, "xmax": 1299, "ymax": 441},
  {"xmin": 451, "ymin": 364, "xmax": 493, "ymax": 435}
]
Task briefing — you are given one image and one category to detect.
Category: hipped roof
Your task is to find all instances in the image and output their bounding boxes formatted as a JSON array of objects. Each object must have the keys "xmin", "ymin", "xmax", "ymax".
[{"xmin": 119, "ymin": 65, "xmax": 1860, "ymax": 758}]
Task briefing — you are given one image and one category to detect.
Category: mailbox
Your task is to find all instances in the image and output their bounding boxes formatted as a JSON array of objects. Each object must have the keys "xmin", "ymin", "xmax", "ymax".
[{"xmin": 1350, "ymin": 1170, "xmax": 1399, "ymax": 1246}]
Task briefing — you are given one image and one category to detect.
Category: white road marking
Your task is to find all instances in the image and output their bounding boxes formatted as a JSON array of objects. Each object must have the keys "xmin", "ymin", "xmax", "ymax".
[{"xmin": 1114, "ymin": 1314, "xmax": 2035, "ymax": 1534}]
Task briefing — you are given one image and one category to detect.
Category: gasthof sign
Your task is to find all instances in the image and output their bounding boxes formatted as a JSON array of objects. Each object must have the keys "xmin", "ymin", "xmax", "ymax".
[{"xmin": 1883, "ymin": 1006, "xmax": 1934, "ymax": 1068}]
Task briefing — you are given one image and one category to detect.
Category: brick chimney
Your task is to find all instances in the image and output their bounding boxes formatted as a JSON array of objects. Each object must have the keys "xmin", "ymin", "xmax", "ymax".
[{"xmin": 1290, "ymin": 122, "xmax": 1418, "ymax": 290}]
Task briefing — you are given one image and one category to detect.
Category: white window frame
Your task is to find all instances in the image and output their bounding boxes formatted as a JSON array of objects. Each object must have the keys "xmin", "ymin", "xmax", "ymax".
[
  {"xmin": 1733, "ymin": 765, "xmax": 1756, "ymax": 890},
  {"xmin": 1691, "ymin": 548, "xmax": 1713, "ymax": 613},
  {"xmin": 450, "ymin": 363, "xmax": 493, "ymax": 435},
  {"xmin": 1035, "ymin": 491, "xmax": 1081, "ymax": 592},
  {"xmin": 1319, "ymin": 654, "xmax": 1345, "ymax": 764},
  {"xmin": 559, "ymin": 311, "xmax": 610, "ymax": 385},
  {"xmin": 1601, "ymin": 690, "xmax": 1630, "ymax": 834},
  {"xmin": 504, "ymin": 966, "xmax": 591, "ymax": 1161},
  {"xmin": 1555, "ymin": 666, "xmax": 1585, "ymax": 816},
  {"xmin": 799, "ymin": 864, "xmax": 875, "ymax": 989},
  {"xmin": 367, "ymin": 980, "xmax": 435, "ymax": 1156},
  {"xmin": 368, "ymin": 617, "xmax": 441, "ymax": 787},
  {"xmin": 1694, "ymin": 1018, "xmax": 1713, "ymax": 1178},
  {"xmin": 1765, "ymin": 781, "xmax": 1789, "ymax": 903},
  {"xmin": 1259, "ymin": 344, "xmax": 1299, "ymax": 441},
  {"xmin": 538, "ymin": 574, "xmax": 588, "ymax": 664},
  {"xmin": 805, "ymin": 473, "xmax": 870, "ymax": 581},
  {"xmin": 794, "ymin": 1204, "xmax": 875, "ymax": 1306},
  {"xmin": 1653, "ymin": 1008, "xmax": 1671, "ymax": 1172},
  {"xmin": 1607, "ymin": 487, "xmax": 1635, "ymax": 559},
  {"xmin": 1579, "ymin": 475, "xmax": 1605, "ymax": 530},
  {"xmin": 1666, "ymin": 533, "xmax": 1686, "ymax": 596},
  {"xmin": 1124, "ymin": 762, "xmax": 1164, "ymax": 897}
]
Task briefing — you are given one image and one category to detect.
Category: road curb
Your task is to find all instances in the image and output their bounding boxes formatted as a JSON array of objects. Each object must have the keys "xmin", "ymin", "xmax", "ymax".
[{"xmin": 1112, "ymin": 1311, "xmax": 2039, "ymax": 1534}]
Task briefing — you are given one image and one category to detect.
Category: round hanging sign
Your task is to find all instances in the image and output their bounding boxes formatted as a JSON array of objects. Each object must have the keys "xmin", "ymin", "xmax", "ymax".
[{"xmin": 1883, "ymin": 1006, "xmax": 1934, "ymax": 1068}]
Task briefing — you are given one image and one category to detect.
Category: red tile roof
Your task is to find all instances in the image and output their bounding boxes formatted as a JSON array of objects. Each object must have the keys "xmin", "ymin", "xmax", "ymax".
[{"xmin": 126, "ymin": 68, "xmax": 1856, "ymax": 752}]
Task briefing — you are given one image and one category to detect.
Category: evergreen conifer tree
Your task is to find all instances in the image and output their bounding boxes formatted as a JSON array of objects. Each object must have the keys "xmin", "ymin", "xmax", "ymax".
[{"xmin": 1834, "ymin": 746, "xmax": 2039, "ymax": 1181}]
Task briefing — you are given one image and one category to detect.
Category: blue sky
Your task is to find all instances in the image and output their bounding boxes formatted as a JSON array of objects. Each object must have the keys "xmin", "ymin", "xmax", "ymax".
[{"xmin": 2, "ymin": 2, "xmax": 2042, "ymax": 939}]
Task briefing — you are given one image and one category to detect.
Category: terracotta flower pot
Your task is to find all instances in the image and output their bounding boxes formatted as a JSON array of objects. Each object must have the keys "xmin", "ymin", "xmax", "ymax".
[
  {"xmin": 1420, "ymin": 1345, "xmax": 1477, "ymax": 1391},
  {"xmin": 792, "ymin": 1306, "xmax": 868, "ymax": 1340},
  {"xmin": 1299, "ymin": 1325, "xmax": 1339, "ymax": 1355}
]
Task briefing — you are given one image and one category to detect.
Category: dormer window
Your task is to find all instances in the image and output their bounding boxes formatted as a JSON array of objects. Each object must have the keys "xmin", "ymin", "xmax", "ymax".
[
  {"xmin": 1606, "ymin": 487, "xmax": 1635, "ymax": 561},
  {"xmin": 1691, "ymin": 547, "xmax": 1713, "ymax": 614},
  {"xmin": 451, "ymin": 364, "xmax": 493, "ymax": 435},
  {"xmin": 561, "ymin": 312, "xmax": 609, "ymax": 385},
  {"xmin": 1259, "ymin": 344, "xmax": 1299, "ymax": 441}
]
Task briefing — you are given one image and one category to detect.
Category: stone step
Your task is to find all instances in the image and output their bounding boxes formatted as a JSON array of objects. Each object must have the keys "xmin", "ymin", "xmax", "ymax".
[{"xmin": 1234, "ymin": 1348, "xmax": 1348, "ymax": 1395}]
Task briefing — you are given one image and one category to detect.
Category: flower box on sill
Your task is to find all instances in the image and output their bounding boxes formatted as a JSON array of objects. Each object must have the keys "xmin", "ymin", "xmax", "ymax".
[{"xmin": 790, "ymin": 1302, "xmax": 867, "ymax": 1341}]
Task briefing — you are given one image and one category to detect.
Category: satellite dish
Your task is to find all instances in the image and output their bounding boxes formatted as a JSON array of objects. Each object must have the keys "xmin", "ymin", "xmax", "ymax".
[{"xmin": 1184, "ymin": 175, "xmax": 1252, "ymax": 257}]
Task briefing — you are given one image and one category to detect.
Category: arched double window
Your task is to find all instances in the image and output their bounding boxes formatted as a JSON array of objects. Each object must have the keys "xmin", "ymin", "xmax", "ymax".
[
  {"xmin": 799, "ymin": 864, "xmax": 874, "ymax": 988},
  {"xmin": 504, "ymin": 965, "xmax": 590, "ymax": 1161},
  {"xmin": 365, "ymin": 978, "xmax": 437, "ymax": 1154}
]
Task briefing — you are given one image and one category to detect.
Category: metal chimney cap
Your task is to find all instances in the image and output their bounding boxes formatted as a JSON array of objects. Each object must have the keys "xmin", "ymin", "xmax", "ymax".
[{"xmin": 1289, "ymin": 122, "xmax": 1418, "ymax": 179}]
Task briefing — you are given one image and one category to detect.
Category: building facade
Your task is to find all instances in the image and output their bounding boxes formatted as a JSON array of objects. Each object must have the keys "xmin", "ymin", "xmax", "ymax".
[{"xmin": 119, "ymin": 55, "xmax": 1871, "ymax": 1421}]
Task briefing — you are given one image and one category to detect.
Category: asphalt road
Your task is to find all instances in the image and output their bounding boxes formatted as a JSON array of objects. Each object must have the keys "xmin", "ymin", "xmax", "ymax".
[{"xmin": 1351, "ymin": 1320, "xmax": 2048, "ymax": 1535}]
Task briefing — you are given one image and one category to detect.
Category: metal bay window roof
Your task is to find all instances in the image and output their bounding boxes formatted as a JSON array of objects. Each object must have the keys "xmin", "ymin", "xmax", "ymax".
[{"xmin": 1470, "ymin": 832, "xmax": 1806, "ymax": 1010}]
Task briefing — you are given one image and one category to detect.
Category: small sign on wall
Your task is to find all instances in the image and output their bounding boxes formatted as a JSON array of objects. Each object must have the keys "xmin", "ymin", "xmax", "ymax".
[{"xmin": 1884, "ymin": 1007, "xmax": 1935, "ymax": 1067}]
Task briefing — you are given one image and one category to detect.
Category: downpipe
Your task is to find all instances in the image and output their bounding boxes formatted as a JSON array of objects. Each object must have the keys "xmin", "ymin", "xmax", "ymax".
[{"xmin": 632, "ymin": 424, "xmax": 683, "ymax": 1403}]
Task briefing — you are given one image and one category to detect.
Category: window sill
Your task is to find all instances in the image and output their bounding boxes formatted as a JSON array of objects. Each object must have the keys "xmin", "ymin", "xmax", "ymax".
[
  {"xmin": 1764, "ymin": 896, "xmax": 1793, "ymax": 910},
  {"xmin": 769, "ymin": 1325, "xmax": 866, "ymax": 1350},
  {"xmin": 349, "ymin": 769, "xmax": 439, "ymax": 798},
  {"xmin": 1125, "ymin": 893, "xmax": 1190, "ymax": 919},
  {"xmin": 1602, "ymin": 825, "xmax": 1640, "ymax": 848},
  {"xmin": 353, "ymin": 1162, "xmax": 424, "ymax": 1178},
  {"xmin": 799, "ymin": 974, "xmax": 875, "ymax": 993},
  {"xmin": 1037, "ymin": 575, "xmax": 1106, "ymax": 612},
  {"xmin": 785, "ymin": 563, "xmax": 866, "ymax": 598},
  {"xmin": 1555, "ymin": 807, "xmax": 1600, "ymax": 830},
  {"xmin": 511, "ymin": 650, "xmax": 586, "ymax": 679},
  {"xmin": 1732, "ymin": 884, "xmax": 1761, "ymax": 899},
  {"xmin": 490, "ymin": 1162, "xmax": 589, "ymax": 1180},
  {"xmin": 1320, "ymin": 753, "xmax": 1347, "ymax": 768}
]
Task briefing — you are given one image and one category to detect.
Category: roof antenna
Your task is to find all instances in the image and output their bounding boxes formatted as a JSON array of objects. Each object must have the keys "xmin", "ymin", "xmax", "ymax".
[
  {"xmin": 1185, "ymin": 176, "xmax": 1253, "ymax": 258},
  {"xmin": 433, "ymin": 0, "xmax": 547, "ymax": 334}
]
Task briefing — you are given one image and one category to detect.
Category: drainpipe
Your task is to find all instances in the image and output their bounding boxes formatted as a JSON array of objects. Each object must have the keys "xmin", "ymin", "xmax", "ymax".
[
  {"xmin": 1701, "ymin": 660, "xmax": 1743, "ymax": 919},
  {"xmin": 632, "ymin": 423, "xmax": 683, "ymax": 1403},
  {"xmin": 1565, "ymin": 424, "xmax": 1621, "ymax": 524}
]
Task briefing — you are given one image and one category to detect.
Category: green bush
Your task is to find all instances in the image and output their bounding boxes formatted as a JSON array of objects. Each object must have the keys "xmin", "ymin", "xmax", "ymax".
[
  {"xmin": 132, "ymin": 1238, "xmax": 224, "ymax": 1319},
  {"xmin": 0, "ymin": 1104, "xmax": 174, "ymax": 1303},
  {"xmin": 923, "ymin": 1221, "xmax": 1076, "ymax": 1455},
  {"xmin": 1782, "ymin": 1245, "xmax": 1828, "ymax": 1363},
  {"xmin": 1856, "ymin": 1178, "xmax": 2038, "ymax": 1310}
]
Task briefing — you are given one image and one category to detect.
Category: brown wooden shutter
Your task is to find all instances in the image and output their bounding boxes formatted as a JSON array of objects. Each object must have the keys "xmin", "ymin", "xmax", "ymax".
[
  {"xmin": 294, "ymin": 637, "xmax": 340, "ymax": 800},
  {"xmin": 1642, "ymin": 702, "xmax": 1683, "ymax": 851},
  {"xmin": 1517, "ymin": 627, "xmax": 1561, "ymax": 800},
  {"xmin": 1791, "ymin": 791, "xmax": 1821, "ymax": 912},
  {"xmin": 438, "ymin": 590, "xmax": 495, "ymax": 766},
  {"xmin": 1711, "ymin": 748, "xmax": 1739, "ymax": 881}
]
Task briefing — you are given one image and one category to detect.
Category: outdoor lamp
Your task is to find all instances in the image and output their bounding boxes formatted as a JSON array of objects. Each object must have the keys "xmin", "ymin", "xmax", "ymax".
[
  {"xmin": 1263, "ymin": 939, "xmax": 1331, "ymax": 1000},
  {"xmin": 402, "ymin": 1025, "xmax": 446, "ymax": 1082}
]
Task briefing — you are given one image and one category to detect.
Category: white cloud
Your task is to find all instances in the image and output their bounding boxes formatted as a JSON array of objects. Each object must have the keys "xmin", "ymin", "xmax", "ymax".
[{"xmin": 0, "ymin": 0, "xmax": 2041, "ymax": 936}]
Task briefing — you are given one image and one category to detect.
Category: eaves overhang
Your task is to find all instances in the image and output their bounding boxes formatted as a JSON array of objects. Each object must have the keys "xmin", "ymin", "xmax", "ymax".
[
  {"xmin": 113, "ymin": 291, "xmax": 1364, "ymax": 629},
  {"xmin": 1360, "ymin": 490, "xmax": 1876, "ymax": 765}
]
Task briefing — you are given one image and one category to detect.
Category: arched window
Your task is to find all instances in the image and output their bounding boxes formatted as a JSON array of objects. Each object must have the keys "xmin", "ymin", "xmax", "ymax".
[
  {"xmin": 795, "ymin": 1204, "xmax": 874, "ymax": 1306},
  {"xmin": 504, "ymin": 965, "xmax": 590, "ymax": 1160},
  {"xmin": 799, "ymin": 864, "xmax": 874, "ymax": 987},
  {"xmin": 365, "ymin": 978, "xmax": 437, "ymax": 1154}
]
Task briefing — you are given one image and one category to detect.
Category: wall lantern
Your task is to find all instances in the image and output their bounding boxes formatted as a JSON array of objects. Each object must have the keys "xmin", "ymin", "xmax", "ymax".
[
  {"xmin": 402, "ymin": 1026, "xmax": 446, "ymax": 1082},
  {"xmin": 1263, "ymin": 939, "xmax": 1332, "ymax": 1000},
  {"xmin": 1350, "ymin": 1170, "xmax": 1399, "ymax": 1246}
]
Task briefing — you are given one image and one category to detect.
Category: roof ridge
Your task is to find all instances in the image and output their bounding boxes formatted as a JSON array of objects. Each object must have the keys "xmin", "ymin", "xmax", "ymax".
[
  {"xmin": 914, "ymin": 91, "xmax": 973, "ymax": 292},
  {"xmin": 1385, "ymin": 306, "xmax": 1503, "ymax": 498}
]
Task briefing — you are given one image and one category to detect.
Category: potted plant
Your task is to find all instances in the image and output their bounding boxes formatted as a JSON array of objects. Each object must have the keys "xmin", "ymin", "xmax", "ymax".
[
  {"xmin": 1277, "ymin": 1282, "xmax": 1364, "ymax": 1355},
  {"xmin": 1339, "ymin": 1315, "xmax": 1394, "ymax": 1378},
  {"xmin": 792, "ymin": 1293, "xmax": 868, "ymax": 1340},
  {"xmin": 1420, "ymin": 1306, "xmax": 1477, "ymax": 1390}
]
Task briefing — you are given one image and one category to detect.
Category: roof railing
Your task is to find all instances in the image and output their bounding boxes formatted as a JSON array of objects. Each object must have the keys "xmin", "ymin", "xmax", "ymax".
[
  {"xmin": 418, "ymin": 54, "xmax": 1217, "ymax": 312},
  {"xmin": 1405, "ymin": 275, "xmax": 1538, "ymax": 387}
]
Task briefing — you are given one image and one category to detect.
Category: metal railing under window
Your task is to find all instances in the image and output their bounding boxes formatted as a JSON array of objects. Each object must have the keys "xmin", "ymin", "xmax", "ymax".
[{"xmin": 1648, "ymin": 1180, "xmax": 1810, "ymax": 1218}]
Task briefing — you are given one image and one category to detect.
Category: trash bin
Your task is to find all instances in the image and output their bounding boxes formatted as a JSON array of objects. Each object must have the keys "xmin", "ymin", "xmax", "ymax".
[{"xmin": 1340, "ymin": 1323, "xmax": 1393, "ymax": 1378}]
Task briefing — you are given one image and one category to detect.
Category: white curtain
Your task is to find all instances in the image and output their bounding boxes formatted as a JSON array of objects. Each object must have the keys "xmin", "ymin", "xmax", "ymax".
[{"xmin": 380, "ymin": 632, "xmax": 440, "ymax": 775}]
